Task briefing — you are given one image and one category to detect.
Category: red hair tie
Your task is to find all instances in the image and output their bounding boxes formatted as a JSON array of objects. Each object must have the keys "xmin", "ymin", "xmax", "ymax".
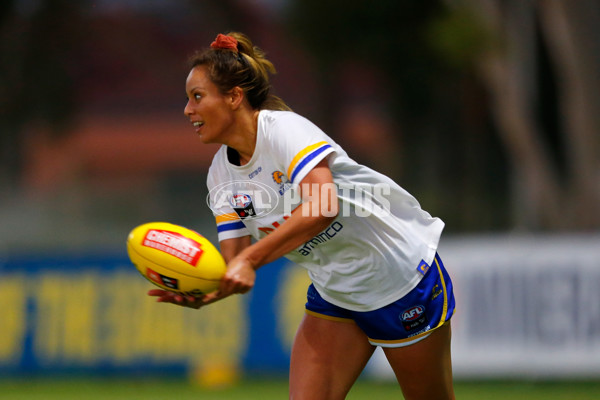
[{"xmin": 210, "ymin": 34, "xmax": 238, "ymax": 51}]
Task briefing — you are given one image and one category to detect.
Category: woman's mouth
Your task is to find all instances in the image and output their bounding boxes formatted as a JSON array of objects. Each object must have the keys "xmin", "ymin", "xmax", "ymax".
[{"xmin": 192, "ymin": 121, "xmax": 204, "ymax": 133}]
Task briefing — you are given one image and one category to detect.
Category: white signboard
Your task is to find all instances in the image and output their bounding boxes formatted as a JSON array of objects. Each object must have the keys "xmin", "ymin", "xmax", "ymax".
[{"xmin": 367, "ymin": 234, "xmax": 600, "ymax": 379}]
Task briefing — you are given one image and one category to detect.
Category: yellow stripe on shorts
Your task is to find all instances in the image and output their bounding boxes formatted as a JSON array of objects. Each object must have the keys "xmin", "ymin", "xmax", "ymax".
[
  {"xmin": 434, "ymin": 255, "xmax": 449, "ymax": 328},
  {"xmin": 305, "ymin": 309, "xmax": 355, "ymax": 324}
]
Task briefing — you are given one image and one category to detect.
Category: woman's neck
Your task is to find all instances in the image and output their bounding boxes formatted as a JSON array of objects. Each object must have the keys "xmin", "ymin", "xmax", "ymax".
[{"xmin": 226, "ymin": 109, "xmax": 260, "ymax": 166}]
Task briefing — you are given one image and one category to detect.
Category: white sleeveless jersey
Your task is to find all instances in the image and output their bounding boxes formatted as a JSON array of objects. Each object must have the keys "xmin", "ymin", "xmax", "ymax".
[{"xmin": 207, "ymin": 110, "xmax": 444, "ymax": 311}]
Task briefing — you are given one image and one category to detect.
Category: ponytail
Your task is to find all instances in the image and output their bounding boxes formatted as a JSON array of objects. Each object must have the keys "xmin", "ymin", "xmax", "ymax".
[{"xmin": 189, "ymin": 32, "xmax": 291, "ymax": 111}]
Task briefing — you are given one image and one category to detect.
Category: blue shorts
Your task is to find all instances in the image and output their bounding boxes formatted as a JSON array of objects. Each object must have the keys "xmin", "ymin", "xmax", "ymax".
[{"xmin": 305, "ymin": 253, "xmax": 455, "ymax": 348}]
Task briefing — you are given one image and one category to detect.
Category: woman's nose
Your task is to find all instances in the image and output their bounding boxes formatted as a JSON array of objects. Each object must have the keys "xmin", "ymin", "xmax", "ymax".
[{"xmin": 184, "ymin": 100, "xmax": 192, "ymax": 116}]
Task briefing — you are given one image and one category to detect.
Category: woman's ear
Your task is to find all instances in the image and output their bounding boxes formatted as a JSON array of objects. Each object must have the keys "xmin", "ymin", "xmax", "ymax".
[{"xmin": 229, "ymin": 86, "xmax": 245, "ymax": 110}]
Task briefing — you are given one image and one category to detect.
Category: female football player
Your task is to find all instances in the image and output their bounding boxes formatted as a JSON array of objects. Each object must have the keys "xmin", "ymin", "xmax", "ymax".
[{"xmin": 149, "ymin": 32, "xmax": 456, "ymax": 400}]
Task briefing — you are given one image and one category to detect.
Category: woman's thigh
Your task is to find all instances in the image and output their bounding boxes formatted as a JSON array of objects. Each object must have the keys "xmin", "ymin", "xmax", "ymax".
[
  {"xmin": 289, "ymin": 313, "xmax": 375, "ymax": 400},
  {"xmin": 383, "ymin": 322, "xmax": 455, "ymax": 400}
]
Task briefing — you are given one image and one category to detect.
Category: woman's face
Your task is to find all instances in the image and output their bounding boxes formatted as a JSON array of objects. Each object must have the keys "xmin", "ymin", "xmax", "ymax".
[{"xmin": 184, "ymin": 66, "xmax": 234, "ymax": 144}]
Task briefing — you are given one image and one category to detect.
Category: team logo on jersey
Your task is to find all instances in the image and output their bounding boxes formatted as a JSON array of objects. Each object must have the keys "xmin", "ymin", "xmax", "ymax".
[
  {"xmin": 230, "ymin": 193, "xmax": 256, "ymax": 219},
  {"xmin": 207, "ymin": 180, "xmax": 280, "ymax": 220},
  {"xmin": 400, "ymin": 305, "xmax": 428, "ymax": 331},
  {"xmin": 272, "ymin": 171, "xmax": 286, "ymax": 184},
  {"xmin": 230, "ymin": 193, "xmax": 252, "ymax": 208},
  {"xmin": 272, "ymin": 170, "xmax": 293, "ymax": 195}
]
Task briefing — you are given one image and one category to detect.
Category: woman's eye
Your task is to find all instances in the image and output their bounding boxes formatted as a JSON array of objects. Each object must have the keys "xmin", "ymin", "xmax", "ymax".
[{"xmin": 194, "ymin": 93, "xmax": 201, "ymax": 100}]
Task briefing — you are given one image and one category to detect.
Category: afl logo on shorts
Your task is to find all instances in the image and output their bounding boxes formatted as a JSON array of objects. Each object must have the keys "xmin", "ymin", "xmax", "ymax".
[
  {"xmin": 401, "ymin": 305, "xmax": 428, "ymax": 332},
  {"xmin": 402, "ymin": 305, "xmax": 425, "ymax": 321}
]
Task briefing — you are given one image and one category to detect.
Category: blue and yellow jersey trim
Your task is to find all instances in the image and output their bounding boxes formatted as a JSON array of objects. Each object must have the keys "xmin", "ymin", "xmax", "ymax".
[
  {"xmin": 287, "ymin": 141, "xmax": 332, "ymax": 183},
  {"xmin": 215, "ymin": 213, "xmax": 245, "ymax": 233}
]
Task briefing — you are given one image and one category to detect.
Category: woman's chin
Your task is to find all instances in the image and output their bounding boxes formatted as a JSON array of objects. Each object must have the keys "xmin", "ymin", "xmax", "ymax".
[{"xmin": 196, "ymin": 132, "xmax": 211, "ymax": 143}]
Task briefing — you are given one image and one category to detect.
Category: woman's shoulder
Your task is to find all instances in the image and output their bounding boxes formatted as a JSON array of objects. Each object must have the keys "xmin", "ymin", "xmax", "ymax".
[
  {"xmin": 259, "ymin": 110, "xmax": 325, "ymax": 140},
  {"xmin": 259, "ymin": 109, "xmax": 313, "ymax": 126},
  {"xmin": 206, "ymin": 145, "xmax": 229, "ymax": 177},
  {"xmin": 208, "ymin": 144, "xmax": 228, "ymax": 162}
]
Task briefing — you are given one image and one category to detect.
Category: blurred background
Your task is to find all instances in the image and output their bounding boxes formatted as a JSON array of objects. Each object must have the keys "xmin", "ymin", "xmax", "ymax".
[{"xmin": 1, "ymin": 0, "xmax": 599, "ymax": 394}]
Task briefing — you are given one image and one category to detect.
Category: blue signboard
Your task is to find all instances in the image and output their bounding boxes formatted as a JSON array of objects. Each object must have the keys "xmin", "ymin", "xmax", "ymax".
[{"xmin": 0, "ymin": 252, "xmax": 311, "ymax": 382}]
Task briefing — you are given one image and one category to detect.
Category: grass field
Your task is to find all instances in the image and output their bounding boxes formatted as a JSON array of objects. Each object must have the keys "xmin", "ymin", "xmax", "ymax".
[{"xmin": 1, "ymin": 378, "xmax": 600, "ymax": 400}]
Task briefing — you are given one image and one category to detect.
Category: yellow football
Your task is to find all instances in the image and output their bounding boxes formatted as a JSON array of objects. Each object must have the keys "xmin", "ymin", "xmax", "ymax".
[{"xmin": 126, "ymin": 222, "xmax": 226, "ymax": 295}]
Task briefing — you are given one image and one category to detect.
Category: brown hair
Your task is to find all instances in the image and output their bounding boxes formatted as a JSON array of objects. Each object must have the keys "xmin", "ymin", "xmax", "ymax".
[{"xmin": 188, "ymin": 32, "xmax": 291, "ymax": 111}]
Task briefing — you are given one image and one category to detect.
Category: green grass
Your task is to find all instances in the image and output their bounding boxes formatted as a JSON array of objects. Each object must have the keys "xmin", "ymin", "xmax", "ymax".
[{"xmin": 0, "ymin": 377, "xmax": 599, "ymax": 399}]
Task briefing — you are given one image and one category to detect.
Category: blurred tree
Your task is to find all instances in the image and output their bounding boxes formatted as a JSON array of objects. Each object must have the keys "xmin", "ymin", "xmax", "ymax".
[
  {"xmin": 537, "ymin": 0, "xmax": 600, "ymax": 229},
  {"xmin": 288, "ymin": 0, "xmax": 600, "ymax": 231},
  {"xmin": 0, "ymin": 0, "xmax": 83, "ymax": 188},
  {"xmin": 286, "ymin": 0, "xmax": 510, "ymax": 232},
  {"xmin": 441, "ymin": 0, "xmax": 600, "ymax": 230},
  {"xmin": 286, "ymin": 0, "xmax": 445, "ymax": 125}
]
